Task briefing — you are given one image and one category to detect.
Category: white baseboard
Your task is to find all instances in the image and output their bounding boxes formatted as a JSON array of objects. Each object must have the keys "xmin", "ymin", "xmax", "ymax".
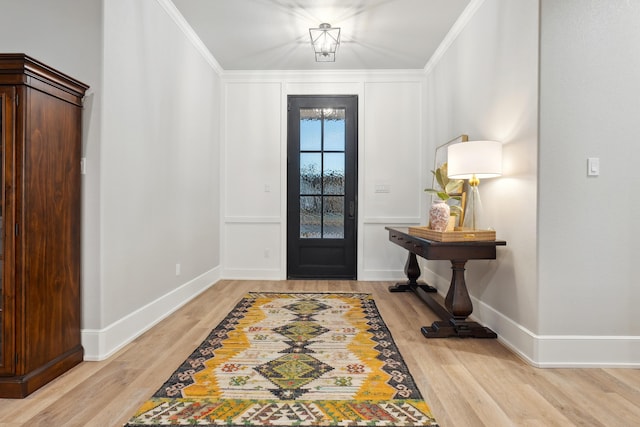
[
  {"xmin": 83, "ymin": 265, "xmax": 640, "ymax": 367},
  {"xmin": 222, "ymin": 268, "xmax": 283, "ymax": 280},
  {"xmin": 422, "ymin": 268, "xmax": 640, "ymax": 367},
  {"xmin": 533, "ymin": 335, "xmax": 640, "ymax": 368},
  {"xmin": 82, "ymin": 266, "xmax": 221, "ymax": 361},
  {"xmin": 472, "ymin": 292, "xmax": 640, "ymax": 368},
  {"xmin": 221, "ymin": 268, "xmax": 408, "ymax": 282}
]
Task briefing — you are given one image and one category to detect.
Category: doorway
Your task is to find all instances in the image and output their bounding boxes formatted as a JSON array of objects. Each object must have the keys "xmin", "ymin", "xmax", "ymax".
[{"xmin": 287, "ymin": 95, "xmax": 357, "ymax": 279}]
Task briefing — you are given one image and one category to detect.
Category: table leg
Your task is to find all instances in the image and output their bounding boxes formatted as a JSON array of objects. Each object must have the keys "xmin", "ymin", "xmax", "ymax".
[
  {"xmin": 444, "ymin": 260, "xmax": 472, "ymax": 319},
  {"xmin": 421, "ymin": 259, "xmax": 497, "ymax": 338},
  {"xmin": 388, "ymin": 252, "xmax": 437, "ymax": 293}
]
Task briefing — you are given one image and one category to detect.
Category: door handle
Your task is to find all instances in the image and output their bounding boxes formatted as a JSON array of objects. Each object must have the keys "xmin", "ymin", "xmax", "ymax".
[{"xmin": 348, "ymin": 201, "xmax": 355, "ymax": 219}]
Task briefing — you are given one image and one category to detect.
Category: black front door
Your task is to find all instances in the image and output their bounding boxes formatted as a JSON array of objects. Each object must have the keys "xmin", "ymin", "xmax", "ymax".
[{"xmin": 287, "ymin": 95, "xmax": 357, "ymax": 279}]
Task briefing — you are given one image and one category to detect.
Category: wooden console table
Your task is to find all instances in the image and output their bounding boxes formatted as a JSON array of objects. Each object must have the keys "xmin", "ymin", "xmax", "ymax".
[{"xmin": 386, "ymin": 227, "xmax": 506, "ymax": 338}]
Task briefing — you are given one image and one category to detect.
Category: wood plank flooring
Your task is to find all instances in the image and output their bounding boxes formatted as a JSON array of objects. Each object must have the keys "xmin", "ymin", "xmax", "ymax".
[{"xmin": 1, "ymin": 280, "xmax": 639, "ymax": 426}]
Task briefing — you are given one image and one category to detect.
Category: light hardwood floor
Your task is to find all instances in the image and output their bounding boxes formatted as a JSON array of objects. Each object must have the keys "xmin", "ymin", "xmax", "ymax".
[{"xmin": 1, "ymin": 280, "xmax": 639, "ymax": 426}]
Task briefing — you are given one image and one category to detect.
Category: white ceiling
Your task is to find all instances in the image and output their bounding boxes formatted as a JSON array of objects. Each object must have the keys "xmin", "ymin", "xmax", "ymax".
[{"xmin": 171, "ymin": 0, "xmax": 471, "ymax": 71}]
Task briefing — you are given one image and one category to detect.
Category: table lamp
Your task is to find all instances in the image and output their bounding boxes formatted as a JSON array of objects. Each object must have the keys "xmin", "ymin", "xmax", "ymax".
[{"xmin": 447, "ymin": 140, "xmax": 502, "ymax": 230}]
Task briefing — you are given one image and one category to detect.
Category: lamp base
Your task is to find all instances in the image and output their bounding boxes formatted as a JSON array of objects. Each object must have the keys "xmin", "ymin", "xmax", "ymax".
[{"xmin": 462, "ymin": 184, "xmax": 484, "ymax": 230}]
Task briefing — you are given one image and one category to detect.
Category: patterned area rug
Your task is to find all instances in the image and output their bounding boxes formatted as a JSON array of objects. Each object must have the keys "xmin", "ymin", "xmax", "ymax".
[{"xmin": 125, "ymin": 292, "xmax": 438, "ymax": 426}]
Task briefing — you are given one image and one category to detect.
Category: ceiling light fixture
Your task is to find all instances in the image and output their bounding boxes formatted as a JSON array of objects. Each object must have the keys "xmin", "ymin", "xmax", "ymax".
[{"xmin": 309, "ymin": 23, "xmax": 340, "ymax": 62}]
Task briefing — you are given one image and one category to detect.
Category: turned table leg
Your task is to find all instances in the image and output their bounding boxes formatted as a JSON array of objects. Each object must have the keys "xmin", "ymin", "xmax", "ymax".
[
  {"xmin": 421, "ymin": 258, "xmax": 497, "ymax": 338},
  {"xmin": 444, "ymin": 260, "xmax": 473, "ymax": 320},
  {"xmin": 388, "ymin": 252, "xmax": 437, "ymax": 293}
]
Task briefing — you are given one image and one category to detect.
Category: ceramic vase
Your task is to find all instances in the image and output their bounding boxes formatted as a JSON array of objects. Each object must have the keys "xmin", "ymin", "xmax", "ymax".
[{"xmin": 429, "ymin": 199, "xmax": 450, "ymax": 232}]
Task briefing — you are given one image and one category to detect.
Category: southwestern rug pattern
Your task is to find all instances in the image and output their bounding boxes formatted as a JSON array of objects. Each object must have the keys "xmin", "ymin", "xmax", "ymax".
[{"xmin": 125, "ymin": 292, "xmax": 438, "ymax": 426}]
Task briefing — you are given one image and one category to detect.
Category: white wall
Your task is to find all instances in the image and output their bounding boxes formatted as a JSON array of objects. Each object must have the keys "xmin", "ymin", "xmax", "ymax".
[
  {"xmin": 538, "ymin": 0, "xmax": 640, "ymax": 365},
  {"xmin": 93, "ymin": 0, "xmax": 221, "ymax": 358},
  {"xmin": 4, "ymin": 0, "xmax": 638, "ymax": 368},
  {"xmin": 423, "ymin": 0, "xmax": 540, "ymax": 360},
  {"xmin": 1, "ymin": 0, "xmax": 223, "ymax": 360},
  {"xmin": 221, "ymin": 72, "xmax": 424, "ymax": 280},
  {"xmin": 362, "ymin": 81, "xmax": 425, "ymax": 279},
  {"xmin": 222, "ymin": 81, "xmax": 283, "ymax": 278},
  {"xmin": 425, "ymin": 0, "xmax": 640, "ymax": 367},
  {"xmin": 0, "ymin": 0, "xmax": 104, "ymax": 332}
]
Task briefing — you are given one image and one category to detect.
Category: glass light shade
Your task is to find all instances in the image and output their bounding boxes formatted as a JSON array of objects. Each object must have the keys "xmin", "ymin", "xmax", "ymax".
[{"xmin": 447, "ymin": 140, "xmax": 503, "ymax": 179}]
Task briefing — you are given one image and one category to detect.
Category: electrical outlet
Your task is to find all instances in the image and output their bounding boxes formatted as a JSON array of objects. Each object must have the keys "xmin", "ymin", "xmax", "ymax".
[
  {"xmin": 175, "ymin": 263, "xmax": 181, "ymax": 276},
  {"xmin": 374, "ymin": 184, "xmax": 391, "ymax": 193}
]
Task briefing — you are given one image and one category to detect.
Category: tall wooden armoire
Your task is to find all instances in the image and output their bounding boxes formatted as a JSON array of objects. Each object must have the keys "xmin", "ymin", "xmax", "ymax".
[{"xmin": 0, "ymin": 54, "xmax": 89, "ymax": 398}]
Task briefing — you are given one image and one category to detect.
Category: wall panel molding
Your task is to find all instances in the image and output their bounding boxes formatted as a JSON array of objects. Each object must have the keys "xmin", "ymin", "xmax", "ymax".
[{"xmin": 224, "ymin": 216, "xmax": 282, "ymax": 224}]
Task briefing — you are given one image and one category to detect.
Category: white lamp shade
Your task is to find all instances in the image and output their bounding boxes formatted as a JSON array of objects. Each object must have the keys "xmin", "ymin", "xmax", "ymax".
[{"xmin": 447, "ymin": 140, "xmax": 503, "ymax": 179}]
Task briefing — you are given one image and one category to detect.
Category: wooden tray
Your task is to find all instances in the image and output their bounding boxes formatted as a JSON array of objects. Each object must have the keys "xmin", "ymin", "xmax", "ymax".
[{"xmin": 408, "ymin": 226, "xmax": 496, "ymax": 242}]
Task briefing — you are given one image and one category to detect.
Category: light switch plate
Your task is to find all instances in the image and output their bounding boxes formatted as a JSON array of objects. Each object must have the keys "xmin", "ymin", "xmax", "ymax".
[{"xmin": 587, "ymin": 157, "xmax": 599, "ymax": 176}]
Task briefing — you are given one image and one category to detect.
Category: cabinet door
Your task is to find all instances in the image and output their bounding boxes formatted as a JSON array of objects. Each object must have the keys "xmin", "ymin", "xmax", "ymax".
[{"xmin": 0, "ymin": 87, "xmax": 15, "ymax": 375}]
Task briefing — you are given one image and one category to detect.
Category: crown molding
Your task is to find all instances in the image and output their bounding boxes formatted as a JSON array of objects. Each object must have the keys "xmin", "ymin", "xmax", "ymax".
[
  {"xmin": 424, "ymin": 0, "xmax": 486, "ymax": 75},
  {"xmin": 156, "ymin": 0, "xmax": 225, "ymax": 75}
]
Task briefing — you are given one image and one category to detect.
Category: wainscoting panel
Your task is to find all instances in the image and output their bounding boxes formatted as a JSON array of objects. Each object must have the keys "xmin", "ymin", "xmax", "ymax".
[{"xmin": 223, "ymin": 221, "xmax": 282, "ymax": 279}]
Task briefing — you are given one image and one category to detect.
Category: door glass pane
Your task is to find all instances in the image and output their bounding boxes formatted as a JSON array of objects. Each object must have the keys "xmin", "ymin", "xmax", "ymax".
[
  {"xmin": 299, "ymin": 107, "xmax": 346, "ymax": 240},
  {"xmin": 323, "ymin": 152, "xmax": 344, "ymax": 195},
  {"xmin": 300, "ymin": 196, "xmax": 321, "ymax": 238},
  {"xmin": 323, "ymin": 196, "xmax": 344, "ymax": 238},
  {"xmin": 300, "ymin": 108, "xmax": 322, "ymax": 151},
  {"xmin": 323, "ymin": 108, "xmax": 345, "ymax": 151},
  {"xmin": 300, "ymin": 153, "xmax": 321, "ymax": 195}
]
